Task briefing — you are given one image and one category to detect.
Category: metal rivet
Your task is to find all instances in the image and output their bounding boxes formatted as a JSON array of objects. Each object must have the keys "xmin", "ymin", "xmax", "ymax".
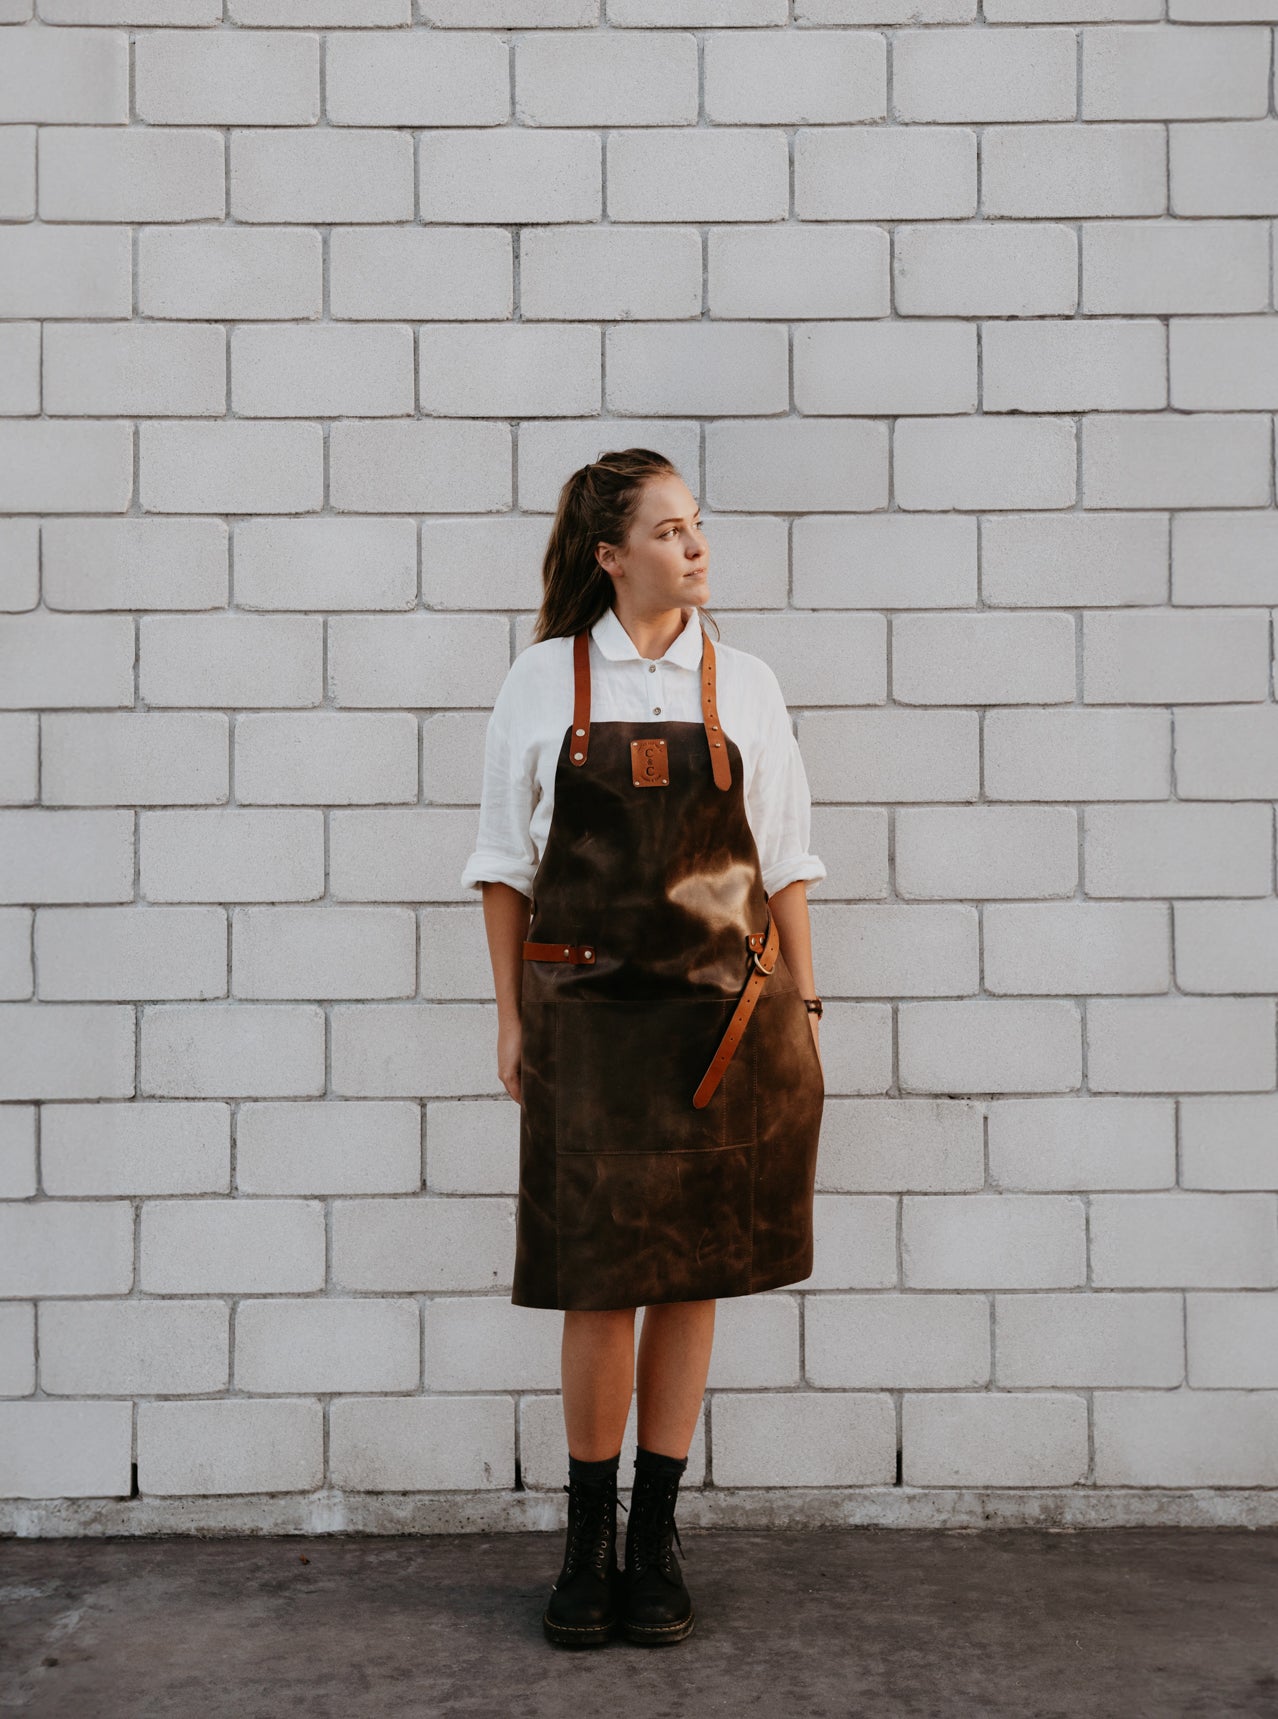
[
  {"xmin": 572, "ymin": 751, "xmax": 584, "ymax": 761},
  {"xmin": 574, "ymin": 727, "xmax": 584, "ymax": 736},
  {"xmin": 563, "ymin": 946, "xmax": 571, "ymax": 956}
]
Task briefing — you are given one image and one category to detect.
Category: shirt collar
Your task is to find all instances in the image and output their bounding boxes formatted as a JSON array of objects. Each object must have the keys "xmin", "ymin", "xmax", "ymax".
[{"xmin": 590, "ymin": 604, "xmax": 704, "ymax": 670}]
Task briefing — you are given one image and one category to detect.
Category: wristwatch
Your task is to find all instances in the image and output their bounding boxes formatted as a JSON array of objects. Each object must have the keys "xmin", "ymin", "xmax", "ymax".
[{"xmin": 801, "ymin": 997, "xmax": 824, "ymax": 1019}]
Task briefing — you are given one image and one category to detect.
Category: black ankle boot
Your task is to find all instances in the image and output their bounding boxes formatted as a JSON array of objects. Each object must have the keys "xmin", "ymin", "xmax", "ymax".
[
  {"xmin": 542, "ymin": 1455, "xmax": 623, "ymax": 1648},
  {"xmin": 621, "ymin": 1448, "xmax": 694, "ymax": 1645}
]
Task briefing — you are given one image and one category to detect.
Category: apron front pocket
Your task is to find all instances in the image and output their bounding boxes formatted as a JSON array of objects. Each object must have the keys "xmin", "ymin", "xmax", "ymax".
[{"xmin": 553, "ymin": 995, "xmax": 755, "ymax": 1156}]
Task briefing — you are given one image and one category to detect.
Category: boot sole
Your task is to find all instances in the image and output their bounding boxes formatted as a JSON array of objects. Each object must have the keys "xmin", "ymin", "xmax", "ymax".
[
  {"xmin": 542, "ymin": 1611, "xmax": 619, "ymax": 1648},
  {"xmin": 621, "ymin": 1606, "xmax": 695, "ymax": 1646}
]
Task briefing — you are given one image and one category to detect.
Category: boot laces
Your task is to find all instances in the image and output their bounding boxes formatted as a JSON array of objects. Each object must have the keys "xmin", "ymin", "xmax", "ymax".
[
  {"xmin": 626, "ymin": 1473, "xmax": 684, "ymax": 1575},
  {"xmin": 560, "ymin": 1479, "xmax": 618, "ymax": 1579}
]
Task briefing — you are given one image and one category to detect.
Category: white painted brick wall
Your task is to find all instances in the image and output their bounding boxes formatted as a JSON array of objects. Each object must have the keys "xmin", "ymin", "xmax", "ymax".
[{"xmin": 2, "ymin": 5, "xmax": 1275, "ymax": 1529}]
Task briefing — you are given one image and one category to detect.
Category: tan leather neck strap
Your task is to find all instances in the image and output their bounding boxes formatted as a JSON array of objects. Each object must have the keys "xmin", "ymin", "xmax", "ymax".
[{"xmin": 571, "ymin": 620, "xmax": 731, "ymax": 790}]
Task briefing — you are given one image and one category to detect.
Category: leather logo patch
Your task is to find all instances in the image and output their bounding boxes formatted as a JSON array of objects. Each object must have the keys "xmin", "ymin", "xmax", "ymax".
[{"xmin": 630, "ymin": 737, "xmax": 670, "ymax": 788}]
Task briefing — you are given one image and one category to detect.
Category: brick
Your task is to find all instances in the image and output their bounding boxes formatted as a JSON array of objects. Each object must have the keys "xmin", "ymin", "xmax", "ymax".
[
  {"xmin": 1083, "ymin": 219, "xmax": 1269, "ymax": 315},
  {"xmin": 327, "ymin": 614, "xmax": 509, "ymax": 708},
  {"xmin": 517, "ymin": 29, "xmax": 695, "ymax": 125},
  {"xmin": 138, "ymin": 421, "xmax": 323, "ymax": 514},
  {"xmin": 1170, "ymin": 315, "xmax": 1278, "ymax": 409},
  {"xmin": 893, "ymin": 611, "xmax": 1075, "ymax": 704},
  {"xmin": 232, "ymin": 907, "xmax": 415, "ymax": 1000},
  {"xmin": 35, "ymin": 906, "xmax": 227, "ymax": 1001},
  {"xmin": 331, "ymin": 1195, "xmax": 514, "ymax": 1292},
  {"xmin": 806, "ymin": 1293, "xmax": 989, "ymax": 1388},
  {"xmin": 329, "ymin": 226, "xmax": 511, "ymax": 321},
  {"xmin": 1181, "ymin": 1094, "xmax": 1278, "ymax": 1191},
  {"xmin": 236, "ymin": 1100, "xmax": 421, "ymax": 1195},
  {"xmin": 231, "ymin": 323, "xmax": 414, "ymax": 418},
  {"xmin": 419, "ymin": 322, "xmax": 598, "ymax": 417},
  {"xmin": 234, "ymin": 1298, "xmax": 419, "ymax": 1393},
  {"xmin": 0, "ymin": 224, "xmax": 130, "ymax": 318},
  {"xmin": 229, "ymin": 129, "xmax": 413, "ymax": 223},
  {"xmin": 0, "ymin": 1199, "xmax": 133, "ymax": 1296},
  {"xmin": 0, "ymin": 1401, "xmax": 132, "ymax": 1499},
  {"xmin": 425, "ymin": 1097, "xmax": 517, "ymax": 1195},
  {"xmin": 895, "ymin": 416, "xmax": 1076, "ymax": 510},
  {"xmin": 41, "ymin": 1100, "xmax": 231, "ymax": 1196},
  {"xmin": 0, "ymin": 717, "xmax": 36, "ymax": 805},
  {"xmin": 1186, "ymin": 1292, "xmax": 1278, "ymax": 1387},
  {"xmin": 420, "ymin": 129, "xmax": 599, "ymax": 223},
  {"xmin": 141, "ymin": 1003, "xmax": 325, "ymax": 1099},
  {"xmin": 894, "ymin": 806, "xmax": 1078, "ymax": 901},
  {"xmin": 904, "ymin": 1393, "xmax": 1088, "ymax": 1486},
  {"xmin": 1087, "ymin": 998, "xmax": 1277, "ymax": 1094},
  {"xmin": 903, "ymin": 1191, "xmax": 1086, "ymax": 1285},
  {"xmin": 0, "ymin": 1303, "xmax": 34, "ymax": 1395},
  {"xmin": 0, "ymin": 1105, "xmax": 36, "ymax": 1199},
  {"xmin": 989, "ymin": 1097, "xmax": 1175, "ymax": 1195},
  {"xmin": 984, "ymin": 123, "xmax": 1166, "ymax": 216},
  {"xmin": 44, "ymin": 320, "xmax": 225, "ymax": 417},
  {"xmin": 1176, "ymin": 505, "xmax": 1278, "ymax": 601},
  {"xmin": 1091, "ymin": 1192, "xmax": 1278, "ymax": 1286},
  {"xmin": 0, "ymin": 420, "xmax": 132, "ymax": 514},
  {"xmin": 138, "ymin": 224, "xmax": 322, "ymax": 320},
  {"xmin": 709, "ymin": 223, "xmax": 890, "ymax": 319},
  {"xmin": 331, "ymin": 1002, "xmax": 500, "ymax": 1098},
  {"xmin": 234, "ymin": 517, "xmax": 417, "ymax": 611},
  {"xmin": 613, "ymin": 128, "xmax": 790, "ymax": 221},
  {"xmin": 135, "ymin": 26, "xmax": 320, "ymax": 125},
  {"xmin": 0, "ymin": 810, "xmax": 134, "ymax": 904},
  {"xmin": 522, "ymin": 225, "xmax": 701, "ymax": 321},
  {"xmin": 235, "ymin": 713, "xmax": 417, "ymax": 806},
  {"xmin": 140, "ymin": 809, "xmax": 324, "ymax": 904},
  {"xmin": 330, "ymin": 1396, "xmax": 514, "ymax": 1492},
  {"xmin": 984, "ymin": 902, "xmax": 1169, "ymax": 996},
  {"xmin": 329, "ymin": 809, "xmax": 476, "ymax": 901},
  {"xmin": 712, "ymin": 1392, "xmax": 896, "ymax": 1487},
  {"xmin": 0, "ymin": 614, "xmax": 133, "ymax": 709},
  {"xmin": 42, "ymin": 712, "xmax": 229, "ymax": 807},
  {"xmin": 329, "ymin": 29, "xmax": 507, "ymax": 125},
  {"xmin": 139, "ymin": 614, "xmax": 323, "ymax": 708},
  {"xmin": 794, "ymin": 320, "xmax": 975, "ymax": 416},
  {"xmin": 1081, "ymin": 412, "xmax": 1271, "ymax": 507},
  {"xmin": 797, "ymin": 126, "xmax": 976, "ymax": 219},
  {"xmin": 1084, "ymin": 803, "xmax": 1271, "ymax": 898},
  {"xmin": 42, "ymin": 517, "xmax": 229, "ymax": 611},
  {"xmin": 40, "ymin": 126, "xmax": 224, "ymax": 222},
  {"xmin": 984, "ymin": 708, "xmax": 1170, "ymax": 800},
  {"xmin": 0, "ymin": 23, "xmax": 128, "ymax": 123},
  {"xmin": 0, "ymin": 907, "xmax": 32, "ymax": 1000},
  {"xmin": 41, "ymin": 1300, "xmax": 229, "ymax": 1394},
  {"xmin": 1094, "ymin": 1390, "xmax": 1278, "ymax": 1486},
  {"xmin": 137, "ymin": 1399, "xmax": 323, "ymax": 1495},
  {"xmin": 895, "ymin": 27, "xmax": 1074, "ymax": 121},
  {"xmin": 0, "ymin": 1003, "xmax": 135, "ymax": 1100},
  {"xmin": 0, "ymin": 518, "xmax": 38, "ymax": 610},
  {"xmin": 706, "ymin": 28, "xmax": 884, "ymax": 123},
  {"xmin": 328, "ymin": 419, "xmax": 511, "ymax": 513},
  {"xmin": 141, "ymin": 1197, "xmax": 325, "ymax": 1292},
  {"xmin": 995, "ymin": 1291, "xmax": 1184, "ymax": 1386},
  {"xmin": 1169, "ymin": 117, "xmax": 1278, "ymax": 215},
  {"xmin": 1083, "ymin": 24, "xmax": 1269, "ymax": 120},
  {"xmin": 981, "ymin": 512, "xmax": 1168, "ymax": 607}
]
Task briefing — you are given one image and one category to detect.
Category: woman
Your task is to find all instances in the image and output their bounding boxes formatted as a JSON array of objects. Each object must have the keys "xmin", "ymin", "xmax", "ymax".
[{"xmin": 460, "ymin": 448, "xmax": 825, "ymax": 1648}]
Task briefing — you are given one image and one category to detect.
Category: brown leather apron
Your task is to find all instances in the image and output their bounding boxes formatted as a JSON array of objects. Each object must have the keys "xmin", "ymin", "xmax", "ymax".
[{"xmin": 513, "ymin": 617, "xmax": 823, "ymax": 1312}]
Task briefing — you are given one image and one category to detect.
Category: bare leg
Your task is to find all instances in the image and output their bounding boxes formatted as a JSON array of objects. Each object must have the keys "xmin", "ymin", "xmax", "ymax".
[
  {"xmin": 561, "ymin": 1306, "xmax": 638, "ymax": 1460},
  {"xmin": 635, "ymin": 1299, "xmax": 716, "ymax": 1460}
]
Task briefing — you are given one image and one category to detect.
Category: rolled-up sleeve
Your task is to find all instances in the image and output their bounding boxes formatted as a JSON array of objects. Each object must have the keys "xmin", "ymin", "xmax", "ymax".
[
  {"xmin": 748, "ymin": 664, "xmax": 827, "ymax": 899},
  {"xmin": 459, "ymin": 673, "xmax": 538, "ymax": 898}
]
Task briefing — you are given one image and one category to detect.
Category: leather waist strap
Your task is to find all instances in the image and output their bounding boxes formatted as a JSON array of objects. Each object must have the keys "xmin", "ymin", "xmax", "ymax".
[
  {"xmin": 691, "ymin": 916, "xmax": 779, "ymax": 1109},
  {"xmin": 522, "ymin": 919, "xmax": 780, "ymax": 1109}
]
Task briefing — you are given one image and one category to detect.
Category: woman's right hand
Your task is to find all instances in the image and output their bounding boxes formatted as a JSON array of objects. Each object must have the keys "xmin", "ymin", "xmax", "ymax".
[{"xmin": 497, "ymin": 1015, "xmax": 523, "ymax": 1106}]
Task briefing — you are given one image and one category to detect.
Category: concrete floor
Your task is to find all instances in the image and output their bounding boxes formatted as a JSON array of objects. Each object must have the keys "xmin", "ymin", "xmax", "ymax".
[{"xmin": 1, "ymin": 1527, "xmax": 1275, "ymax": 1719}]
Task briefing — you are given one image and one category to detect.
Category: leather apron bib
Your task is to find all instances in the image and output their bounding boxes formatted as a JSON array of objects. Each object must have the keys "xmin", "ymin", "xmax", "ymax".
[{"xmin": 513, "ymin": 617, "xmax": 823, "ymax": 1312}]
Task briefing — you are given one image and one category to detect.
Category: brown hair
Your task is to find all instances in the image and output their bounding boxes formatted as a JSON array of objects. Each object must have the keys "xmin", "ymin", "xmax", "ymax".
[{"xmin": 532, "ymin": 448, "xmax": 720, "ymax": 645}]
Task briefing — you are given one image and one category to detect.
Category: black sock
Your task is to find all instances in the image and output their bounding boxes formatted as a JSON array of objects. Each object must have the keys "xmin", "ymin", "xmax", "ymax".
[
  {"xmin": 634, "ymin": 1444, "xmax": 688, "ymax": 1478},
  {"xmin": 569, "ymin": 1450, "xmax": 621, "ymax": 1486}
]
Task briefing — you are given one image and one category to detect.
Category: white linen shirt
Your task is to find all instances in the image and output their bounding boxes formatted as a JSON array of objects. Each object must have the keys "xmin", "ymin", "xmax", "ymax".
[{"xmin": 460, "ymin": 604, "xmax": 826, "ymax": 901}]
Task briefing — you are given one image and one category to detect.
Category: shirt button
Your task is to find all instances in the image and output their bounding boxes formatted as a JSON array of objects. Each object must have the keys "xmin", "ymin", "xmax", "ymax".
[
  {"xmin": 648, "ymin": 663, "xmax": 656, "ymax": 673},
  {"xmin": 653, "ymin": 706, "xmax": 661, "ymax": 714}
]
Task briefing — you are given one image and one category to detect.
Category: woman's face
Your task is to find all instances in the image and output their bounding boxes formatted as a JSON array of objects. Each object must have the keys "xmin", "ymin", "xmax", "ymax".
[{"xmin": 598, "ymin": 473, "xmax": 709, "ymax": 615}]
